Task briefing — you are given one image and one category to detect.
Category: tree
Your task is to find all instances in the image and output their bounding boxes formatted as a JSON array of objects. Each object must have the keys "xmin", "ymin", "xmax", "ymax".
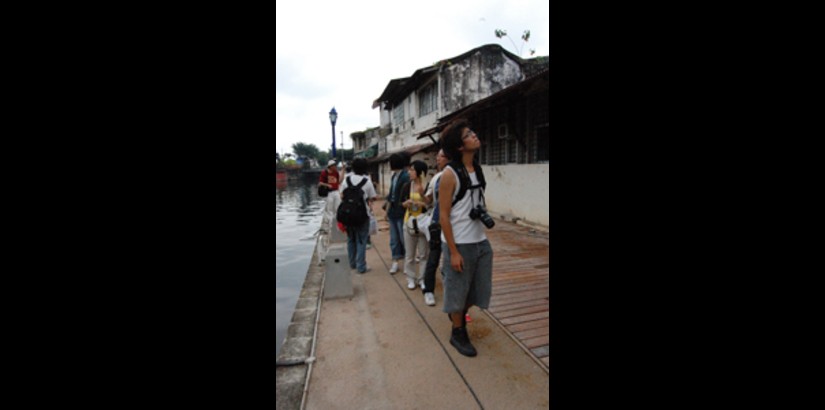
[
  {"xmin": 317, "ymin": 151, "xmax": 330, "ymax": 166},
  {"xmin": 291, "ymin": 142, "xmax": 321, "ymax": 161},
  {"xmin": 495, "ymin": 29, "xmax": 535, "ymax": 57},
  {"xmin": 325, "ymin": 148, "xmax": 354, "ymax": 165}
]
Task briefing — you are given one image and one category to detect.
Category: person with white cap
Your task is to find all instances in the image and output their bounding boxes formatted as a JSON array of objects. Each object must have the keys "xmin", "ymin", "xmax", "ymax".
[{"xmin": 319, "ymin": 159, "xmax": 341, "ymax": 231}]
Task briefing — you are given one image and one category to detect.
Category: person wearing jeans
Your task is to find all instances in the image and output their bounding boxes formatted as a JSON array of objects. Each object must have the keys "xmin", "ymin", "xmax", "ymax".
[
  {"xmin": 420, "ymin": 149, "xmax": 450, "ymax": 306},
  {"xmin": 385, "ymin": 153, "xmax": 409, "ymax": 273},
  {"xmin": 340, "ymin": 158, "xmax": 377, "ymax": 274}
]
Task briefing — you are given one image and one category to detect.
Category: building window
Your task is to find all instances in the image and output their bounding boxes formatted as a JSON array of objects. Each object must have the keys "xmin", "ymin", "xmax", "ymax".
[
  {"xmin": 508, "ymin": 138, "xmax": 519, "ymax": 164},
  {"xmin": 418, "ymin": 82, "xmax": 437, "ymax": 116},
  {"xmin": 393, "ymin": 103, "xmax": 404, "ymax": 127},
  {"xmin": 487, "ymin": 137, "xmax": 506, "ymax": 165}
]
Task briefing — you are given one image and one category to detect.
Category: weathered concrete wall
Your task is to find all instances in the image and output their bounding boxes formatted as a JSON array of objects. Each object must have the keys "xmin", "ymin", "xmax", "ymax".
[
  {"xmin": 379, "ymin": 162, "xmax": 391, "ymax": 197},
  {"xmin": 483, "ymin": 164, "xmax": 549, "ymax": 227},
  {"xmin": 379, "ymin": 107, "xmax": 391, "ymax": 128},
  {"xmin": 380, "ymin": 163, "xmax": 548, "ymax": 227},
  {"xmin": 441, "ymin": 50, "xmax": 523, "ymax": 114}
]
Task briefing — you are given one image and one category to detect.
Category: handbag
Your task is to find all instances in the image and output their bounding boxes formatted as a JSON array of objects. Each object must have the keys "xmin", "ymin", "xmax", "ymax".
[
  {"xmin": 405, "ymin": 216, "xmax": 422, "ymax": 236},
  {"xmin": 417, "ymin": 210, "xmax": 433, "ymax": 241},
  {"xmin": 369, "ymin": 214, "xmax": 377, "ymax": 236},
  {"xmin": 318, "ymin": 184, "xmax": 329, "ymax": 198}
]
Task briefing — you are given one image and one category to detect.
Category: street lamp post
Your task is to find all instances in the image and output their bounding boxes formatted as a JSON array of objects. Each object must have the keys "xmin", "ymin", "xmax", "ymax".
[{"xmin": 329, "ymin": 107, "xmax": 338, "ymax": 162}]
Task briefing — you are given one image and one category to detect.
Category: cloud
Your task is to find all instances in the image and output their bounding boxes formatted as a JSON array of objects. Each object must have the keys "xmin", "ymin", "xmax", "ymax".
[{"xmin": 275, "ymin": 0, "xmax": 549, "ymax": 155}]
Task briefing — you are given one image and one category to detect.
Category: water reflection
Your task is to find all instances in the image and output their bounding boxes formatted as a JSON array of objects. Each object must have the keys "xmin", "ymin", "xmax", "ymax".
[{"xmin": 275, "ymin": 175, "xmax": 324, "ymax": 357}]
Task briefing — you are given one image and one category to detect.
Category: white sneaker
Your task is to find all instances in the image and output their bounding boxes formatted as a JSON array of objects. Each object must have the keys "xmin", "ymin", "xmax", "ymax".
[
  {"xmin": 407, "ymin": 278, "xmax": 416, "ymax": 290},
  {"xmin": 419, "ymin": 280, "xmax": 425, "ymax": 290},
  {"xmin": 390, "ymin": 261, "xmax": 399, "ymax": 274},
  {"xmin": 415, "ymin": 255, "xmax": 421, "ymax": 263},
  {"xmin": 424, "ymin": 292, "xmax": 435, "ymax": 306}
]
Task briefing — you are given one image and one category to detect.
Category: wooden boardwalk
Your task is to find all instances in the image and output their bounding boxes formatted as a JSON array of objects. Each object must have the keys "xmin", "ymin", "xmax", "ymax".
[
  {"xmin": 371, "ymin": 198, "xmax": 549, "ymax": 371},
  {"xmin": 483, "ymin": 221, "xmax": 550, "ymax": 371}
]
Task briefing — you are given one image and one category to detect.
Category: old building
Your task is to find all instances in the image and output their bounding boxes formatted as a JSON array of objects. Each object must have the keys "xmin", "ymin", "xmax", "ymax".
[
  {"xmin": 352, "ymin": 43, "xmax": 549, "ymax": 228},
  {"xmin": 417, "ymin": 68, "xmax": 549, "ymax": 227}
]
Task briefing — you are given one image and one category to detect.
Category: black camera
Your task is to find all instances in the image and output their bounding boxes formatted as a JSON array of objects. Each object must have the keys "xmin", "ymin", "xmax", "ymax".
[{"xmin": 469, "ymin": 205, "xmax": 495, "ymax": 229}]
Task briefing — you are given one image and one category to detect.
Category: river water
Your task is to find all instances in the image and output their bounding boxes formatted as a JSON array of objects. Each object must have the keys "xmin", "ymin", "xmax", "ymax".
[{"xmin": 275, "ymin": 175, "xmax": 324, "ymax": 357}]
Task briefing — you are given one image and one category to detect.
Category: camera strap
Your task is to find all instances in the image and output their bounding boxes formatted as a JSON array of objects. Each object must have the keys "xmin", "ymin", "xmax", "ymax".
[{"xmin": 469, "ymin": 179, "xmax": 485, "ymax": 209}]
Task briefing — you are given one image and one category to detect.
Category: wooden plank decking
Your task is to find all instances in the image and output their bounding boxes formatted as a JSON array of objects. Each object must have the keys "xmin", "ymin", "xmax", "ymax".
[{"xmin": 483, "ymin": 221, "xmax": 549, "ymax": 371}]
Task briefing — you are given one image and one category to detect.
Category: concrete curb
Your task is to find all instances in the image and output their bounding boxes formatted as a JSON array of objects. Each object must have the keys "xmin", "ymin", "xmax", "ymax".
[{"xmin": 276, "ymin": 232, "xmax": 326, "ymax": 410}]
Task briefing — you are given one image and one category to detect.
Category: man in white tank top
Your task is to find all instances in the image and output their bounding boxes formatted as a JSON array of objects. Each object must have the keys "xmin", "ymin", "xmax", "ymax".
[{"xmin": 437, "ymin": 119, "xmax": 494, "ymax": 357}]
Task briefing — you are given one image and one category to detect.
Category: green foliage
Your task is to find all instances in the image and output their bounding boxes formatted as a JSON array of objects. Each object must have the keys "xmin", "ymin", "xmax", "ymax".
[
  {"xmin": 291, "ymin": 142, "xmax": 321, "ymax": 159},
  {"xmin": 317, "ymin": 151, "xmax": 330, "ymax": 166},
  {"xmin": 495, "ymin": 28, "xmax": 535, "ymax": 57},
  {"xmin": 326, "ymin": 148, "xmax": 354, "ymax": 163}
]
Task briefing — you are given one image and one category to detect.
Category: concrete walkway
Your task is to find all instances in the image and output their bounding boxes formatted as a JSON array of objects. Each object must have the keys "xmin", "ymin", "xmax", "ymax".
[{"xmin": 303, "ymin": 199, "xmax": 549, "ymax": 409}]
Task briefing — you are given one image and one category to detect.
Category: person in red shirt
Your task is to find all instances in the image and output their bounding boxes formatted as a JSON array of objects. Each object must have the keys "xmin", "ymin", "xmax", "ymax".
[{"xmin": 319, "ymin": 160, "xmax": 341, "ymax": 232}]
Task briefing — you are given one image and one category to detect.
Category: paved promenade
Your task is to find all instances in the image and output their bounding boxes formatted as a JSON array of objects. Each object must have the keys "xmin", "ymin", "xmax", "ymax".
[{"xmin": 277, "ymin": 198, "xmax": 549, "ymax": 409}]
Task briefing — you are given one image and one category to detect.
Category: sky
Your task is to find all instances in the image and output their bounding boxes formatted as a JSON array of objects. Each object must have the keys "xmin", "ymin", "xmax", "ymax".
[{"xmin": 275, "ymin": 0, "xmax": 550, "ymax": 157}]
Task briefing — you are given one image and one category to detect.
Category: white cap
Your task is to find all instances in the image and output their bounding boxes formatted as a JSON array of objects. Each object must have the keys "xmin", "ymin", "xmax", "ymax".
[{"xmin": 327, "ymin": 160, "xmax": 337, "ymax": 167}]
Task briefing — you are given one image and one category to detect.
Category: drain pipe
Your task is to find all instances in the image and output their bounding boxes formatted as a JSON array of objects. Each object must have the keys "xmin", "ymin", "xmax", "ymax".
[{"xmin": 299, "ymin": 235, "xmax": 326, "ymax": 410}]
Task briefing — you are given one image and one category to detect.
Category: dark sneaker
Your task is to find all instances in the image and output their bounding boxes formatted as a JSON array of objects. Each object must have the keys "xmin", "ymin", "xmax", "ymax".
[{"xmin": 450, "ymin": 327, "xmax": 477, "ymax": 357}]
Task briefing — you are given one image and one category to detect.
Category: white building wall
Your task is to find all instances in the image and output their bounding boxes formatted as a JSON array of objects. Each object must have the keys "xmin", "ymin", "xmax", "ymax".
[
  {"xmin": 379, "ymin": 108, "xmax": 391, "ymax": 128},
  {"xmin": 482, "ymin": 164, "xmax": 549, "ymax": 228},
  {"xmin": 379, "ymin": 162, "xmax": 392, "ymax": 197}
]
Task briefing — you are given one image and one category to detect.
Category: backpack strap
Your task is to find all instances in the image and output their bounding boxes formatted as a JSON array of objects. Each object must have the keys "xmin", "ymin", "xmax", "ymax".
[{"xmin": 449, "ymin": 161, "xmax": 486, "ymax": 207}]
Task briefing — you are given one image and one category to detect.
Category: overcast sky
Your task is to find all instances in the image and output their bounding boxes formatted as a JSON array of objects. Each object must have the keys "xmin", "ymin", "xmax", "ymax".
[{"xmin": 275, "ymin": 0, "xmax": 549, "ymax": 157}]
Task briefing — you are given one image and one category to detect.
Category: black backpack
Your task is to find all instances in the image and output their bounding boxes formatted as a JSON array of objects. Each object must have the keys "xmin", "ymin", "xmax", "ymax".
[
  {"xmin": 336, "ymin": 176, "xmax": 369, "ymax": 227},
  {"xmin": 448, "ymin": 160, "xmax": 486, "ymax": 206}
]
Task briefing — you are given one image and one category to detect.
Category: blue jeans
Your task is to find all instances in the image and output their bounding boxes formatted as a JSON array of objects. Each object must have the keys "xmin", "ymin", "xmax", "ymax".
[
  {"xmin": 347, "ymin": 221, "xmax": 370, "ymax": 273},
  {"xmin": 388, "ymin": 215, "xmax": 405, "ymax": 261}
]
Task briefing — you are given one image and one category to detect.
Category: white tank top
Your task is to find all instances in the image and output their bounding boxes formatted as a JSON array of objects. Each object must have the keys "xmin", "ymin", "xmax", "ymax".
[{"xmin": 441, "ymin": 165, "xmax": 486, "ymax": 245}]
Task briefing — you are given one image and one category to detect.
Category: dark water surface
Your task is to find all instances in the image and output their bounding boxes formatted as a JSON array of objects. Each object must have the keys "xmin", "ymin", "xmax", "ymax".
[{"xmin": 275, "ymin": 176, "xmax": 324, "ymax": 357}]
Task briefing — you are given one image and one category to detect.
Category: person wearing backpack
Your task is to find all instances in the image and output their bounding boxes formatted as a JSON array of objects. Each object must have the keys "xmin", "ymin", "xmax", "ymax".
[
  {"xmin": 337, "ymin": 158, "xmax": 376, "ymax": 274},
  {"xmin": 438, "ymin": 118, "xmax": 494, "ymax": 357},
  {"xmin": 385, "ymin": 153, "xmax": 410, "ymax": 274},
  {"xmin": 400, "ymin": 160, "xmax": 430, "ymax": 291}
]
